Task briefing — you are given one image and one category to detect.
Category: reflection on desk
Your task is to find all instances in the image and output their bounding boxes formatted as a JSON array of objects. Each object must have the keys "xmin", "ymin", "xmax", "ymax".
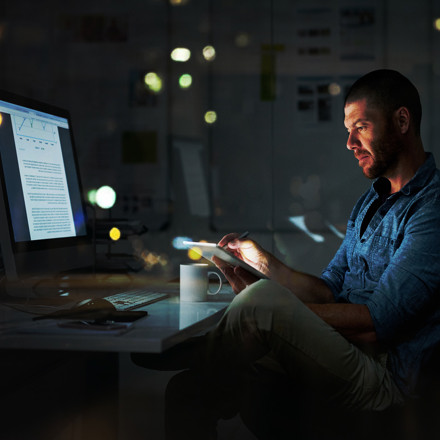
[
  {"xmin": 0, "ymin": 291, "xmax": 234, "ymax": 353},
  {"xmin": 179, "ymin": 301, "xmax": 229, "ymax": 330}
]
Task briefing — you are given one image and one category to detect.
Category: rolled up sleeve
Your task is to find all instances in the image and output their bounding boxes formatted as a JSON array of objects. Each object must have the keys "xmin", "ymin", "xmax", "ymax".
[{"xmin": 366, "ymin": 201, "xmax": 440, "ymax": 343}]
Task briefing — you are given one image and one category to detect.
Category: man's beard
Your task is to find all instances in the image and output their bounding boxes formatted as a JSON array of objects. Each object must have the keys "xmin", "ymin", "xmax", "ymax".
[{"xmin": 361, "ymin": 129, "xmax": 401, "ymax": 180}]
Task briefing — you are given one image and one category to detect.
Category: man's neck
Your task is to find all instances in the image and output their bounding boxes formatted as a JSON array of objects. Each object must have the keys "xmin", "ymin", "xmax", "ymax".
[{"xmin": 387, "ymin": 142, "xmax": 425, "ymax": 193}]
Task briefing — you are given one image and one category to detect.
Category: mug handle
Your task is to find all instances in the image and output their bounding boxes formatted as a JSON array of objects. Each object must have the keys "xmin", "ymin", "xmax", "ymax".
[{"xmin": 207, "ymin": 271, "xmax": 222, "ymax": 295}]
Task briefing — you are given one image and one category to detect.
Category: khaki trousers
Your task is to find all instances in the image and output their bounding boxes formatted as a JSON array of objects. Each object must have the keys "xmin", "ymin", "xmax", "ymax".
[{"xmin": 209, "ymin": 279, "xmax": 404, "ymax": 411}]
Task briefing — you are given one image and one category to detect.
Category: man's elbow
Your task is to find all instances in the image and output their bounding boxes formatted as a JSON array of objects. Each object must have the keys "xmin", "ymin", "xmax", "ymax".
[{"xmin": 342, "ymin": 329, "xmax": 378, "ymax": 345}]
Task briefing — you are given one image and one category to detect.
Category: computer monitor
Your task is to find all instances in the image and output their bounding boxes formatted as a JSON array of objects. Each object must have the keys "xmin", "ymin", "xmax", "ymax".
[{"xmin": 0, "ymin": 90, "xmax": 94, "ymax": 296}]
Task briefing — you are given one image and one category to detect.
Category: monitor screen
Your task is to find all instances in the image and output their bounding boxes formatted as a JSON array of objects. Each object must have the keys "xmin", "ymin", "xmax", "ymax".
[{"xmin": 0, "ymin": 90, "xmax": 93, "ymax": 292}]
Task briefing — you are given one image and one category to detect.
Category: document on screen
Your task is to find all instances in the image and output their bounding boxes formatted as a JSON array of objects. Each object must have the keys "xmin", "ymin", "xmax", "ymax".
[{"xmin": 10, "ymin": 113, "xmax": 75, "ymax": 241}]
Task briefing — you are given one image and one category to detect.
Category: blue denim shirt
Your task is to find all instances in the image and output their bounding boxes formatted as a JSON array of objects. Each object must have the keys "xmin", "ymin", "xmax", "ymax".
[{"xmin": 321, "ymin": 153, "xmax": 440, "ymax": 397}]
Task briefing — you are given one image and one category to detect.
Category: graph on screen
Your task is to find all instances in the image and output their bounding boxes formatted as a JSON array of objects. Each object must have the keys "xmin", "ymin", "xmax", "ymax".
[{"xmin": 13, "ymin": 115, "xmax": 58, "ymax": 145}]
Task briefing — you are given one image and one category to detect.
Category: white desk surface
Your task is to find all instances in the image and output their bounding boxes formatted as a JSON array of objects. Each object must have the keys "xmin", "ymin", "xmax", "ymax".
[{"xmin": 0, "ymin": 284, "xmax": 234, "ymax": 354}]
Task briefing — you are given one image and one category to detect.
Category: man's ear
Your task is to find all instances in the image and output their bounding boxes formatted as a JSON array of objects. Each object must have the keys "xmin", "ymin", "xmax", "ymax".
[{"xmin": 395, "ymin": 106, "xmax": 410, "ymax": 134}]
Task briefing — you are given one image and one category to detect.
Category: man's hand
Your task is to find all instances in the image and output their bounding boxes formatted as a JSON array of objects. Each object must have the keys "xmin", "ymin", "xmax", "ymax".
[
  {"xmin": 218, "ymin": 233, "xmax": 271, "ymax": 275},
  {"xmin": 212, "ymin": 256, "xmax": 259, "ymax": 294},
  {"xmin": 213, "ymin": 233, "xmax": 271, "ymax": 294}
]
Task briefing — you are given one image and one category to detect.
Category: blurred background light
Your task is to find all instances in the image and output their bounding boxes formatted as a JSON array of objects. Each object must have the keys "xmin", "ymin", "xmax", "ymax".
[
  {"xmin": 204, "ymin": 110, "xmax": 217, "ymax": 124},
  {"xmin": 202, "ymin": 45, "xmax": 216, "ymax": 61},
  {"xmin": 172, "ymin": 236, "xmax": 193, "ymax": 249},
  {"xmin": 171, "ymin": 47, "xmax": 191, "ymax": 62},
  {"xmin": 140, "ymin": 250, "xmax": 169, "ymax": 270},
  {"xmin": 188, "ymin": 246, "xmax": 202, "ymax": 261},
  {"xmin": 109, "ymin": 226, "xmax": 121, "ymax": 241},
  {"xmin": 235, "ymin": 32, "xmax": 251, "ymax": 48},
  {"xmin": 289, "ymin": 216, "xmax": 325, "ymax": 243},
  {"xmin": 144, "ymin": 72, "xmax": 163, "ymax": 93},
  {"xmin": 179, "ymin": 73, "xmax": 192, "ymax": 89},
  {"xmin": 96, "ymin": 185, "xmax": 117, "ymax": 209},
  {"xmin": 87, "ymin": 189, "xmax": 97, "ymax": 205},
  {"xmin": 328, "ymin": 82, "xmax": 341, "ymax": 96}
]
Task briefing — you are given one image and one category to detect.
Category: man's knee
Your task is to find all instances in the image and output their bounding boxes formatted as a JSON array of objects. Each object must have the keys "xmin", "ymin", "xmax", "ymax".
[
  {"xmin": 227, "ymin": 279, "xmax": 298, "ymax": 320},
  {"xmin": 216, "ymin": 279, "xmax": 300, "ymax": 342}
]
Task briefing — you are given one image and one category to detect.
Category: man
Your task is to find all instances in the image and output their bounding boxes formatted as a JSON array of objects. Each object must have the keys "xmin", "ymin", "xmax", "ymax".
[{"xmin": 162, "ymin": 69, "xmax": 440, "ymax": 438}]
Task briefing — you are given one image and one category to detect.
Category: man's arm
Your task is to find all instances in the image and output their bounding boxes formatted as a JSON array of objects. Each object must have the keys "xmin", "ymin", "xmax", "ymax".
[
  {"xmin": 269, "ymin": 256, "xmax": 335, "ymax": 303},
  {"xmin": 307, "ymin": 302, "xmax": 377, "ymax": 344},
  {"xmin": 218, "ymin": 253, "xmax": 377, "ymax": 344},
  {"xmin": 216, "ymin": 234, "xmax": 378, "ymax": 345},
  {"xmin": 218, "ymin": 233, "xmax": 335, "ymax": 303},
  {"xmin": 273, "ymin": 258, "xmax": 378, "ymax": 344}
]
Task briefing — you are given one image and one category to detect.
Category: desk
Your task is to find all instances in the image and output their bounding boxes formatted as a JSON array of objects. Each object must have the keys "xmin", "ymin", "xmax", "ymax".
[
  {"xmin": 0, "ymin": 292, "xmax": 233, "ymax": 353},
  {"xmin": 0, "ymin": 283, "xmax": 234, "ymax": 440}
]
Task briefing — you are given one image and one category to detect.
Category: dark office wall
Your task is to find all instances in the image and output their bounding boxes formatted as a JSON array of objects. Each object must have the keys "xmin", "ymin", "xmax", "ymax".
[{"xmin": 0, "ymin": 0, "xmax": 438, "ymax": 276}]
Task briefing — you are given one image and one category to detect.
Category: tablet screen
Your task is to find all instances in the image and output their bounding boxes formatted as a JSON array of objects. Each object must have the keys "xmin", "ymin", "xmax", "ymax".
[{"xmin": 183, "ymin": 241, "xmax": 268, "ymax": 279}]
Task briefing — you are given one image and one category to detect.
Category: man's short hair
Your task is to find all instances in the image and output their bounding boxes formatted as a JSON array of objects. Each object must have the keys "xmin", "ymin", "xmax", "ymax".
[{"xmin": 344, "ymin": 69, "xmax": 422, "ymax": 136}]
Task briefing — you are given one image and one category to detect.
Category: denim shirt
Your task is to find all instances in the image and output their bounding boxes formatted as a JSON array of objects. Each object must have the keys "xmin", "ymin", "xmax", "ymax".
[{"xmin": 321, "ymin": 153, "xmax": 440, "ymax": 397}]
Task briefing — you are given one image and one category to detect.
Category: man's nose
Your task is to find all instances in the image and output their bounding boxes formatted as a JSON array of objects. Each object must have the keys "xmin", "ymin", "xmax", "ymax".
[{"xmin": 346, "ymin": 131, "xmax": 358, "ymax": 150}]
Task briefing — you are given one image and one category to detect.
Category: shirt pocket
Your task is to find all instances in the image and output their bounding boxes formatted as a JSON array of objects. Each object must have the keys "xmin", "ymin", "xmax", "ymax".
[{"xmin": 367, "ymin": 235, "xmax": 398, "ymax": 282}]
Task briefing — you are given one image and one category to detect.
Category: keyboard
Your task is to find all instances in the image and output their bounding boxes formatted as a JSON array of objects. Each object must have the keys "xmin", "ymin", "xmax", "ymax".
[{"xmin": 103, "ymin": 289, "xmax": 169, "ymax": 311}]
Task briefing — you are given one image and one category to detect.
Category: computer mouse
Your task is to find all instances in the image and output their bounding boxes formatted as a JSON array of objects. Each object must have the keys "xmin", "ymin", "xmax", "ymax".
[
  {"xmin": 33, "ymin": 298, "xmax": 116, "ymax": 321},
  {"xmin": 76, "ymin": 298, "xmax": 114, "ymax": 309}
]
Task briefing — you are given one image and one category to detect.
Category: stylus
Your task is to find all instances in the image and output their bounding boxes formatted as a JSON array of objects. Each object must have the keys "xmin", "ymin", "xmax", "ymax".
[{"xmin": 222, "ymin": 231, "xmax": 249, "ymax": 248}]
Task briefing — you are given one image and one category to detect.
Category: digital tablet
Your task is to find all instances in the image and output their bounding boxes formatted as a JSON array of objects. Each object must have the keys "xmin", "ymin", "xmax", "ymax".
[{"xmin": 183, "ymin": 241, "xmax": 268, "ymax": 280}]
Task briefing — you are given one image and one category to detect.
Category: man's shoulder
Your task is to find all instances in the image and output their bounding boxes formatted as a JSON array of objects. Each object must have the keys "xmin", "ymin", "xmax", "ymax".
[
  {"xmin": 417, "ymin": 167, "xmax": 440, "ymax": 199},
  {"xmin": 431, "ymin": 167, "xmax": 440, "ymax": 184}
]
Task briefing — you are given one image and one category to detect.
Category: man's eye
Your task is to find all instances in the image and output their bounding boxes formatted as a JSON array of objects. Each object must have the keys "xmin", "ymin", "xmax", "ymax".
[{"xmin": 357, "ymin": 126, "xmax": 366, "ymax": 132}]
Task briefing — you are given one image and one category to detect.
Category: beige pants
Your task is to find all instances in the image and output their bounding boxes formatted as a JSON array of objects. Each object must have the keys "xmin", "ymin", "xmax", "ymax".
[{"xmin": 210, "ymin": 279, "xmax": 404, "ymax": 411}]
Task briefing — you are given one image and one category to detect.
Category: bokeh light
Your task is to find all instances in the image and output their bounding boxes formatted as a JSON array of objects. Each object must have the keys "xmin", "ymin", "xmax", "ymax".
[
  {"xmin": 328, "ymin": 83, "xmax": 341, "ymax": 96},
  {"xmin": 202, "ymin": 45, "xmax": 216, "ymax": 61},
  {"xmin": 235, "ymin": 32, "xmax": 251, "ymax": 48},
  {"xmin": 109, "ymin": 227, "xmax": 121, "ymax": 241},
  {"xmin": 179, "ymin": 73, "xmax": 193, "ymax": 89},
  {"xmin": 204, "ymin": 110, "xmax": 217, "ymax": 124},
  {"xmin": 140, "ymin": 250, "xmax": 169, "ymax": 270},
  {"xmin": 172, "ymin": 236, "xmax": 193, "ymax": 249},
  {"xmin": 188, "ymin": 246, "xmax": 203, "ymax": 261},
  {"xmin": 144, "ymin": 72, "xmax": 163, "ymax": 93},
  {"xmin": 87, "ymin": 189, "xmax": 97, "ymax": 205},
  {"xmin": 169, "ymin": 0, "xmax": 189, "ymax": 5},
  {"xmin": 96, "ymin": 185, "xmax": 116, "ymax": 209},
  {"xmin": 171, "ymin": 47, "xmax": 191, "ymax": 62}
]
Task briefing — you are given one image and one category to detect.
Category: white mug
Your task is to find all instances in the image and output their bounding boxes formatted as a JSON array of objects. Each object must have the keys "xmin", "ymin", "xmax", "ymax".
[{"xmin": 180, "ymin": 264, "xmax": 223, "ymax": 302}]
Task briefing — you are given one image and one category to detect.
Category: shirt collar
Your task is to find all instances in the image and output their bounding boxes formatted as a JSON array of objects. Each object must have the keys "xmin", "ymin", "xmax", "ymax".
[
  {"xmin": 372, "ymin": 152, "xmax": 436, "ymax": 197},
  {"xmin": 372, "ymin": 177, "xmax": 391, "ymax": 198}
]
